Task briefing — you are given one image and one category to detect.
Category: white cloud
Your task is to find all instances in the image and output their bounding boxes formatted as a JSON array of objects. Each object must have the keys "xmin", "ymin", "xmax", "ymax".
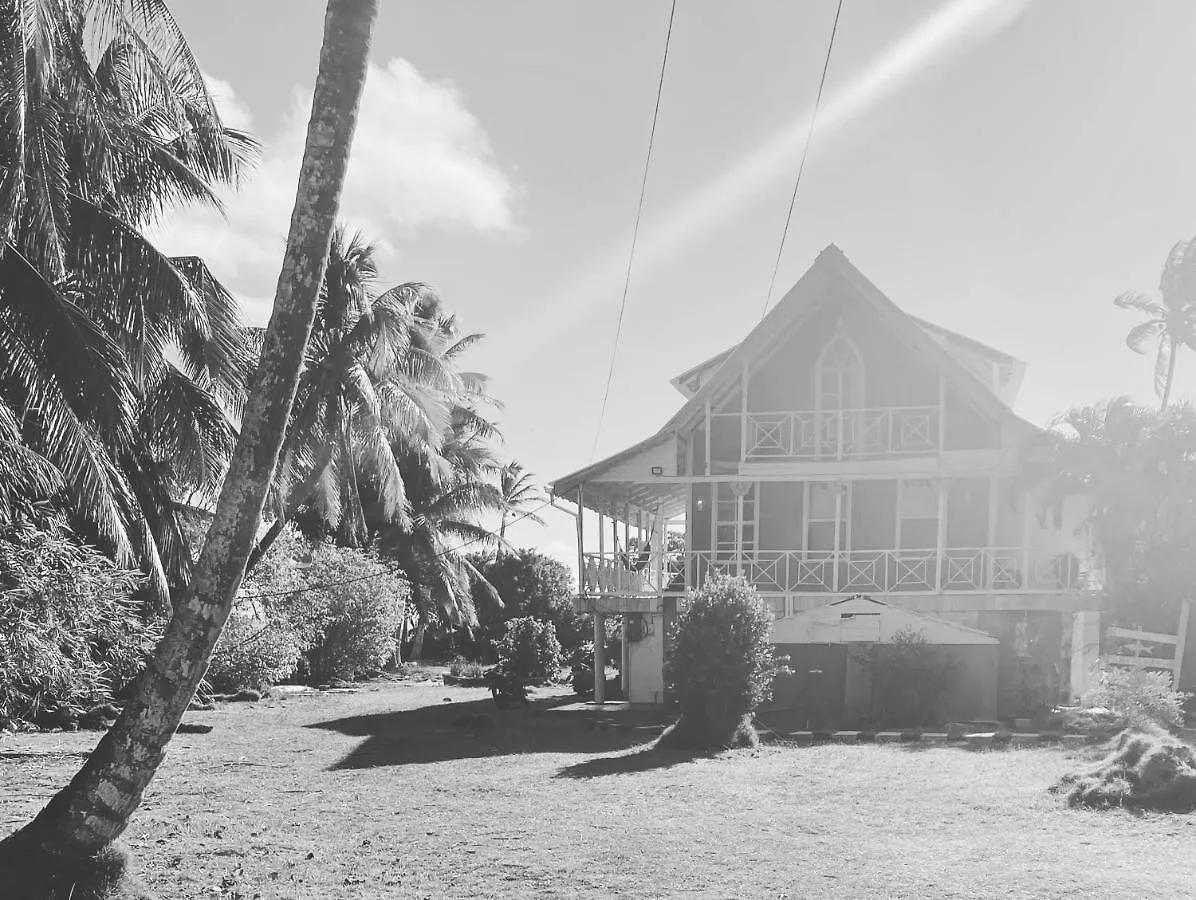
[
  {"xmin": 154, "ymin": 59, "xmax": 517, "ymax": 321},
  {"xmin": 202, "ymin": 73, "xmax": 253, "ymax": 131}
]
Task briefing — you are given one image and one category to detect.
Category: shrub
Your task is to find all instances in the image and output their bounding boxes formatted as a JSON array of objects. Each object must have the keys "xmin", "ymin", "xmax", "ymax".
[
  {"xmin": 470, "ymin": 550, "xmax": 589, "ymax": 656},
  {"xmin": 1083, "ymin": 664, "xmax": 1188, "ymax": 729},
  {"xmin": 267, "ymin": 542, "xmax": 409, "ymax": 685},
  {"xmin": 496, "ymin": 616, "xmax": 561, "ymax": 682},
  {"xmin": 205, "ymin": 610, "xmax": 301, "ymax": 693},
  {"xmin": 1053, "ymin": 725, "xmax": 1196, "ymax": 812},
  {"xmin": 0, "ymin": 519, "xmax": 160, "ymax": 728},
  {"xmin": 448, "ymin": 656, "xmax": 486, "ymax": 680},
  {"xmin": 854, "ymin": 628, "xmax": 957, "ymax": 728},
  {"xmin": 659, "ymin": 574, "xmax": 775, "ymax": 750}
]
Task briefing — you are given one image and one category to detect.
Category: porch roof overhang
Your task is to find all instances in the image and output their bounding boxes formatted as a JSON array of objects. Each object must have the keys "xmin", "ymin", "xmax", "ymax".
[{"xmin": 550, "ymin": 432, "xmax": 687, "ymax": 520}]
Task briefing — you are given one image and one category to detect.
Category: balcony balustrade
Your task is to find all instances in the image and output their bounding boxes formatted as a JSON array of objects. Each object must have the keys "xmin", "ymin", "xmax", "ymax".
[
  {"xmin": 579, "ymin": 547, "xmax": 1085, "ymax": 599},
  {"xmin": 714, "ymin": 406, "xmax": 941, "ymax": 462}
]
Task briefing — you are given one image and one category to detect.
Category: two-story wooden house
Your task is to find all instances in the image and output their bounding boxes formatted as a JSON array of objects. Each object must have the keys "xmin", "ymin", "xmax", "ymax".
[{"xmin": 552, "ymin": 246, "xmax": 1100, "ymax": 720}]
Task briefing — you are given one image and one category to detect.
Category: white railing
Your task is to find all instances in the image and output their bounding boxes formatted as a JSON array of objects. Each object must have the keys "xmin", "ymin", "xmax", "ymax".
[
  {"xmin": 721, "ymin": 406, "xmax": 940, "ymax": 461},
  {"xmin": 581, "ymin": 547, "xmax": 1087, "ymax": 597},
  {"xmin": 580, "ymin": 551, "xmax": 671, "ymax": 597}
]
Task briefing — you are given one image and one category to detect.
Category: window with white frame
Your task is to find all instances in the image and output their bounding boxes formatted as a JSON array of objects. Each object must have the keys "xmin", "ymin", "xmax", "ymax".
[
  {"xmin": 897, "ymin": 478, "xmax": 938, "ymax": 550},
  {"xmin": 805, "ymin": 481, "xmax": 848, "ymax": 554},
  {"xmin": 815, "ymin": 334, "xmax": 865, "ymax": 412},
  {"xmin": 713, "ymin": 481, "xmax": 757, "ymax": 561}
]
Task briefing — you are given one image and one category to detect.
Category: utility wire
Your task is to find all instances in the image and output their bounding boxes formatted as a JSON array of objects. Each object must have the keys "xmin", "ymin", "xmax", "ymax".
[
  {"xmin": 589, "ymin": 0, "xmax": 678, "ymax": 462},
  {"xmin": 759, "ymin": 0, "xmax": 845, "ymax": 320}
]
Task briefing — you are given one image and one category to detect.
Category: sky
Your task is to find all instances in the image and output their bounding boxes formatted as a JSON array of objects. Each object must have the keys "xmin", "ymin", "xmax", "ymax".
[{"xmin": 161, "ymin": 0, "xmax": 1196, "ymax": 572}]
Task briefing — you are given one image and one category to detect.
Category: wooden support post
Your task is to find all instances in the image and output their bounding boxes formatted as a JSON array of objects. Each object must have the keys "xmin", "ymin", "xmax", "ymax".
[
  {"xmin": 597, "ymin": 499, "xmax": 605, "ymax": 562},
  {"xmin": 1021, "ymin": 487, "xmax": 1034, "ymax": 589},
  {"xmin": 740, "ymin": 359, "xmax": 749, "ymax": 464},
  {"xmin": 621, "ymin": 614, "xmax": 631, "ymax": 697},
  {"xmin": 1176, "ymin": 600, "xmax": 1192, "ymax": 688},
  {"xmin": 686, "ymin": 484, "xmax": 694, "ymax": 591},
  {"xmin": 576, "ymin": 486, "xmax": 585, "ymax": 599},
  {"xmin": 935, "ymin": 478, "xmax": 948, "ymax": 591},
  {"xmin": 593, "ymin": 612, "xmax": 606, "ymax": 704},
  {"xmin": 986, "ymin": 477, "xmax": 999, "ymax": 589},
  {"xmin": 704, "ymin": 399, "xmax": 712, "ymax": 476},
  {"xmin": 832, "ymin": 481, "xmax": 843, "ymax": 592},
  {"xmin": 654, "ymin": 502, "xmax": 665, "ymax": 593},
  {"xmin": 735, "ymin": 492, "xmax": 744, "ymax": 577},
  {"xmin": 937, "ymin": 371, "xmax": 947, "ymax": 451}
]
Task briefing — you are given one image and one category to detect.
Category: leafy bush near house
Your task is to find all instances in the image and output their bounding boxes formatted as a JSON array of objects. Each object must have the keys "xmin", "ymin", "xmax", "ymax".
[
  {"xmin": 469, "ymin": 550, "xmax": 589, "ymax": 657},
  {"xmin": 1083, "ymin": 664, "xmax": 1188, "ymax": 729},
  {"xmin": 205, "ymin": 611, "xmax": 302, "ymax": 693},
  {"xmin": 855, "ymin": 628, "xmax": 957, "ymax": 728},
  {"xmin": 496, "ymin": 616, "xmax": 561, "ymax": 682},
  {"xmin": 0, "ymin": 519, "xmax": 160, "ymax": 728},
  {"xmin": 659, "ymin": 574, "xmax": 775, "ymax": 750}
]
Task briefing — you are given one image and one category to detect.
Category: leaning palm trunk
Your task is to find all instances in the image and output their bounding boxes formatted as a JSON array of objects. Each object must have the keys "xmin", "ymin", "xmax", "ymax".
[{"xmin": 0, "ymin": 2, "xmax": 378, "ymax": 896}]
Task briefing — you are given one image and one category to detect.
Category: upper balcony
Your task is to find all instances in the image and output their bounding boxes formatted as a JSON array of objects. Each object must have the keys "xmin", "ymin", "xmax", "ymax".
[{"xmin": 711, "ymin": 405, "xmax": 941, "ymax": 465}]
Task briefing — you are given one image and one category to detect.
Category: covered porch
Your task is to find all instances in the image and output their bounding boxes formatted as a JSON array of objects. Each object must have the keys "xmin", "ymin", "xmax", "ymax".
[{"xmin": 552, "ymin": 434, "xmax": 687, "ymax": 705}]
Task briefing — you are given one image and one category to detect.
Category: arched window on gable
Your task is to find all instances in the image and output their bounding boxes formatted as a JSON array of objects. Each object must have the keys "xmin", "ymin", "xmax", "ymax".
[{"xmin": 815, "ymin": 334, "xmax": 865, "ymax": 412}]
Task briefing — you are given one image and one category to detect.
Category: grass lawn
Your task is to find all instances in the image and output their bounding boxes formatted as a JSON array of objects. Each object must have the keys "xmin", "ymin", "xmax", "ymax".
[{"xmin": 2, "ymin": 681, "xmax": 1194, "ymax": 899}]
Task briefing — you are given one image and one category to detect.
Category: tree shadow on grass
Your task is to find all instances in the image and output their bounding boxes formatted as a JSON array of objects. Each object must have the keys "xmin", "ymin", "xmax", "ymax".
[
  {"xmin": 553, "ymin": 746, "xmax": 703, "ymax": 779},
  {"xmin": 305, "ymin": 696, "xmax": 670, "ymax": 770}
]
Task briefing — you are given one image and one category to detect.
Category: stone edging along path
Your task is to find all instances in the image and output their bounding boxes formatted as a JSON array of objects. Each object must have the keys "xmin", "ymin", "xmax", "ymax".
[{"xmin": 768, "ymin": 730, "xmax": 1100, "ymax": 748}]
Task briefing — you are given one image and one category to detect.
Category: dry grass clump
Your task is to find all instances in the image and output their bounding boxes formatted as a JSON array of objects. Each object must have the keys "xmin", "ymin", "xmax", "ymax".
[{"xmin": 1053, "ymin": 725, "xmax": 1196, "ymax": 812}]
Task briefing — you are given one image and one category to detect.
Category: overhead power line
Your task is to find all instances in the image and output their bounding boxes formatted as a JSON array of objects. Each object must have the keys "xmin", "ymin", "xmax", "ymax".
[
  {"xmin": 760, "ymin": 0, "xmax": 845, "ymax": 320},
  {"xmin": 590, "ymin": 0, "xmax": 678, "ymax": 463}
]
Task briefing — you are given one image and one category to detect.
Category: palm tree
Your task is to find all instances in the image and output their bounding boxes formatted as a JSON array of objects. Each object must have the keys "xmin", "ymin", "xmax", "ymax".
[
  {"xmin": 244, "ymin": 228, "xmax": 484, "ymax": 573},
  {"xmin": 1114, "ymin": 236, "xmax": 1196, "ymax": 410},
  {"xmin": 378, "ymin": 412, "xmax": 508, "ymax": 660},
  {"xmin": 498, "ymin": 461, "xmax": 545, "ymax": 546},
  {"xmin": 0, "ymin": 0, "xmax": 258, "ymax": 602},
  {"xmin": 0, "ymin": 0, "xmax": 379, "ymax": 892}
]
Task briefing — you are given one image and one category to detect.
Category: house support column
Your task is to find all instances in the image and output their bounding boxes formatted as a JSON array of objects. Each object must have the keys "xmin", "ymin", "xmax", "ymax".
[
  {"xmin": 593, "ymin": 612, "xmax": 606, "ymax": 704},
  {"xmin": 576, "ymin": 486, "xmax": 585, "ymax": 599},
  {"xmin": 935, "ymin": 479, "xmax": 948, "ymax": 591},
  {"xmin": 704, "ymin": 399, "xmax": 712, "ymax": 476},
  {"xmin": 986, "ymin": 477, "xmax": 999, "ymax": 589},
  {"xmin": 621, "ymin": 615, "xmax": 631, "ymax": 697},
  {"xmin": 1069, "ymin": 610, "xmax": 1101, "ymax": 702},
  {"xmin": 740, "ymin": 359, "xmax": 749, "ymax": 465},
  {"xmin": 653, "ymin": 502, "xmax": 665, "ymax": 591}
]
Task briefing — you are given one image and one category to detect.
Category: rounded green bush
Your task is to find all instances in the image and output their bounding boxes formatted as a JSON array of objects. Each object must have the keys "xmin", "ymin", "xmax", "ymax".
[
  {"xmin": 497, "ymin": 616, "xmax": 561, "ymax": 682},
  {"xmin": 660, "ymin": 574, "xmax": 775, "ymax": 750}
]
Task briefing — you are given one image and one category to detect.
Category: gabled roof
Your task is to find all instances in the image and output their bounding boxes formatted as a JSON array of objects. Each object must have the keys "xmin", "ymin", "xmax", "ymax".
[
  {"xmin": 668, "ymin": 346, "xmax": 735, "ymax": 398},
  {"xmin": 672, "ymin": 314, "xmax": 1022, "ymax": 401},
  {"xmin": 661, "ymin": 245, "xmax": 1035, "ymax": 436},
  {"xmin": 553, "ymin": 245, "xmax": 1038, "ymax": 493}
]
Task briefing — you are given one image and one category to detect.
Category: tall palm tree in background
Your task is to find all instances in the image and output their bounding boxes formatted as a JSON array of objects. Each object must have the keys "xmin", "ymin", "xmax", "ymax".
[
  {"xmin": 1115, "ymin": 235, "xmax": 1196, "ymax": 411},
  {"xmin": 0, "ymin": 0, "xmax": 257, "ymax": 602},
  {"xmin": 498, "ymin": 461, "xmax": 545, "ymax": 548},
  {"xmin": 245, "ymin": 227, "xmax": 494, "ymax": 573},
  {"xmin": 0, "ymin": 0, "xmax": 380, "ymax": 893},
  {"xmin": 377, "ymin": 409, "xmax": 507, "ymax": 660}
]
